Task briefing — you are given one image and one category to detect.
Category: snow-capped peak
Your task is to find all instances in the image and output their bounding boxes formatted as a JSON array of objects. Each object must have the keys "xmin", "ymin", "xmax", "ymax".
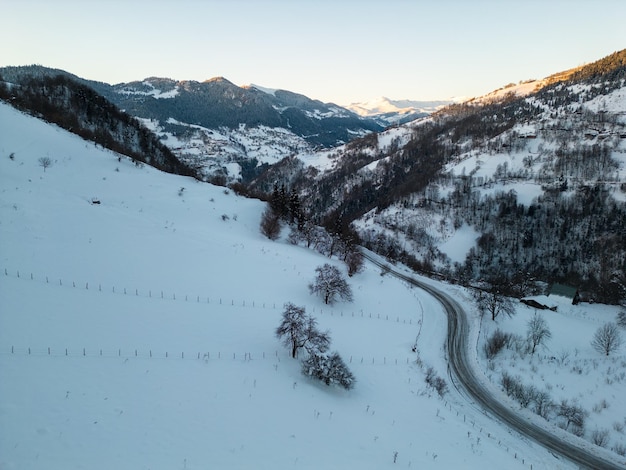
[
  {"xmin": 246, "ymin": 83, "xmax": 278, "ymax": 96},
  {"xmin": 345, "ymin": 97, "xmax": 451, "ymax": 117}
]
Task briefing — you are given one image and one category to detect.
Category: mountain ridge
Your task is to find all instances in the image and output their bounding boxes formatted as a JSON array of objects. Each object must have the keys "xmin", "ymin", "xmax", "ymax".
[{"xmin": 248, "ymin": 49, "xmax": 626, "ymax": 304}]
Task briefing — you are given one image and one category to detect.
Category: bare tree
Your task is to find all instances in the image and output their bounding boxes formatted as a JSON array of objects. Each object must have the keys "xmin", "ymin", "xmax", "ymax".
[
  {"xmin": 533, "ymin": 390, "xmax": 554, "ymax": 419},
  {"xmin": 260, "ymin": 206, "xmax": 281, "ymax": 240},
  {"xmin": 275, "ymin": 303, "xmax": 330, "ymax": 359},
  {"xmin": 617, "ymin": 310, "xmax": 626, "ymax": 329},
  {"xmin": 309, "ymin": 263, "xmax": 353, "ymax": 305},
  {"xmin": 557, "ymin": 400, "xmax": 586, "ymax": 431},
  {"xmin": 591, "ymin": 322, "xmax": 623, "ymax": 356},
  {"xmin": 345, "ymin": 249, "xmax": 364, "ymax": 277},
  {"xmin": 474, "ymin": 287, "xmax": 516, "ymax": 321},
  {"xmin": 38, "ymin": 156, "xmax": 52, "ymax": 172},
  {"xmin": 527, "ymin": 312, "xmax": 552, "ymax": 354}
]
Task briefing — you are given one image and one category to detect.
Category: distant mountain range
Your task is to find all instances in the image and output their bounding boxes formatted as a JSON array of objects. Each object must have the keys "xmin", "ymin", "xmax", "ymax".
[
  {"xmin": 344, "ymin": 97, "xmax": 452, "ymax": 126},
  {"xmin": 102, "ymin": 76, "xmax": 384, "ymax": 146},
  {"xmin": 4, "ymin": 66, "xmax": 436, "ymax": 181}
]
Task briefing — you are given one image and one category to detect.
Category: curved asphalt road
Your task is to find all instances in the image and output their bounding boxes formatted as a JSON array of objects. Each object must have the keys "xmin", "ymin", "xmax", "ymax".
[{"xmin": 362, "ymin": 252, "xmax": 624, "ymax": 470}]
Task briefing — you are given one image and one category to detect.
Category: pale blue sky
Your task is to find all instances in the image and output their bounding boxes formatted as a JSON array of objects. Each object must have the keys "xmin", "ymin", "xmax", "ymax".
[{"xmin": 3, "ymin": 0, "xmax": 625, "ymax": 104}]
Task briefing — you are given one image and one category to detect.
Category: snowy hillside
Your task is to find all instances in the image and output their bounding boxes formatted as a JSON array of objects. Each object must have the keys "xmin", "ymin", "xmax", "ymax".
[
  {"xmin": 273, "ymin": 52, "xmax": 626, "ymax": 309},
  {"xmin": 5, "ymin": 101, "xmax": 622, "ymax": 469},
  {"xmin": 139, "ymin": 117, "xmax": 312, "ymax": 181},
  {"xmin": 355, "ymin": 82, "xmax": 626, "ymax": 275}
]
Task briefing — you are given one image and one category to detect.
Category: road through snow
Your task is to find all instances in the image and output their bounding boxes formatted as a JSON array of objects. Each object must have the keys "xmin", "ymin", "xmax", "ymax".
[{"xmin": 361, "ymin": 251, "xmax": 624, "ymax": 470}]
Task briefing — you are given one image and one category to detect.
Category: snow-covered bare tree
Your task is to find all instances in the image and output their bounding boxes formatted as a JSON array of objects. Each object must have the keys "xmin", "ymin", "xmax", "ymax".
[
  {"xmin": 557, "ymin": 400, "xmax": 586, "ymax": 433},
  {"xmin": 591, "ymin": 322, "xmax": 623, "ymax": 356},
  {"xmin": 473, "ymin": 286, "xmax": 516, "ymax": 321},
  {"xmin": 276, "ymin": 303, "xmax": 354, "ymax": 389},
  {"xmin": 617, "ymin": 310, "xmax": 626, "ymax": 329},
  {"xmin": 309, "ymin": 263, "xmax": 353, "ymax": 305},
  {"xmin": 533, "ymin": 390, "xmax": 554, "ymax": 419},
  {"xmin": 527, "ymin": 312, "xmax": 552, "ymax": 354},
  {"xmin": 275, "ymin": 303, "xmax": 330, "ymax": 358},
  {"xmin": 301, "ymin": 351, "xmax": 355, "ymax": 390}
]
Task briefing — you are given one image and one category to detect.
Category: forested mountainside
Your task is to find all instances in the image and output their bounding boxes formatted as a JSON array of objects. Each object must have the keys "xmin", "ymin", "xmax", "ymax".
[
  {"xmin": 250, "ymin": 50, "xmax": 626, "ymax": 304},
  {"xmin": 0, "ymin": 66, "xmax": 383, "ymax": 182},
  {"xmin": 0, "ymin": 72, "xmax": 196, "ymax": 177},
  {"xmin": 108, "ymin": 77, "xmax": 382, "ymax": 146}
]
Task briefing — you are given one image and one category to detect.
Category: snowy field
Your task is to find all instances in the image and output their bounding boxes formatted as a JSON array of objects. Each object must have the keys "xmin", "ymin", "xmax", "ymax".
[
  {"xmin": 0, "ymin": 102, "xmax": 623, "ymax": 469},
  {"xmin": 477, "ymin": 295, "xmax": 626, "ymax": 459}
]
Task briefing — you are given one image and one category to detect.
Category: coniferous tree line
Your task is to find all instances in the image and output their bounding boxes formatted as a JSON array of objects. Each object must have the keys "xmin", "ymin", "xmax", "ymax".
[{"xmin": 259, "ymin": 183, "xmax": 364, "ymax": 277}]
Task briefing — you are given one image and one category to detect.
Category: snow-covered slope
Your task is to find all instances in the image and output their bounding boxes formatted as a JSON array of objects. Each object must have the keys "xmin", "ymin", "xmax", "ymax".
[
  {"xmin": 140, "ymin": 117, "xmax": 312, "ymax": 181},
  {"xmin": 346, "ymin": 97, "xmax": 451, "ymax": 116},
  {"xmin": 358, "ymin": 83, "xmax": 626, "ymax": 270},
  {"xmin": 345, "ymin": 97, "xmax": 451, "ymax": 126},
  {"xmin": 0, "ymin": 101, "xmax": 586, "ymax": 469}
]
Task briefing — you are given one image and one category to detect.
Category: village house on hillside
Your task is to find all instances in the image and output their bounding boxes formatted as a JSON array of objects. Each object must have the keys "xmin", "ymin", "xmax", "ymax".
[{"xmin": 520, "ymin": 283, "xmax": 580, "ymax": 311}]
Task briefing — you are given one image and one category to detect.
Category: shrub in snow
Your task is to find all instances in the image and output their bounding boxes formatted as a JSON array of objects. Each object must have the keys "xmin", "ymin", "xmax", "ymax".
[
  {"xmin": 501, "ymin": 372, "xmax": 556, "ymax": 418},
  {"xmin": 301, "ymin": 352, "xmax": 355, "ymax": 390},
  {"xmin": 533, "ymin": 390, "xmax": 554, "ymax": 420},
  {"xmin": 591, "ymin": 428, "xmax": 610, "ymax": 448},
  {"xmin": 260, "ymin": 206, "xmax": 281, "ymax": 240},
  {"xmin": 424, "ymin": 366, "xmax": 448, "ymax": 397},
  {"xmin": 613, "ymin": 443, "xmax": 626, "ymax": 457},
  {"xmin": 515, "ymin": 383, "xmax": 538, "ymax": 409},
  {"xmin": 501, "ymin": 372, "xmax": 528, "ymax": 402},
  {"xmin": 484, "ymin": 328, "xmax": 512, "ymax": 359},
  {"xmin": 345, "ymin": 249, "xmax": 364, "ymax": 277},
  {"xmin": 557, "ymin": 399, "xmax": 587, "ymax": 433}
]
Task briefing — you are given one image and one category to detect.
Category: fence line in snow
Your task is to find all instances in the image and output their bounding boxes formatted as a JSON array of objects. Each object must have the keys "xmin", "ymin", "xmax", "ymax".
[
  {"xmin": 2, "ymin": 266, "xmax": 418, "ymax": 325},
  {"xmin": 438, "ymin": 397, "xmax": 537, "ymax": 470},
  {"xmin": 0, "ymin": 345, "xmax": 417, "ymax": 366},
  {"xmin": 2, "ymin": 344, "xmax": 537, "ymax": 468}
]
